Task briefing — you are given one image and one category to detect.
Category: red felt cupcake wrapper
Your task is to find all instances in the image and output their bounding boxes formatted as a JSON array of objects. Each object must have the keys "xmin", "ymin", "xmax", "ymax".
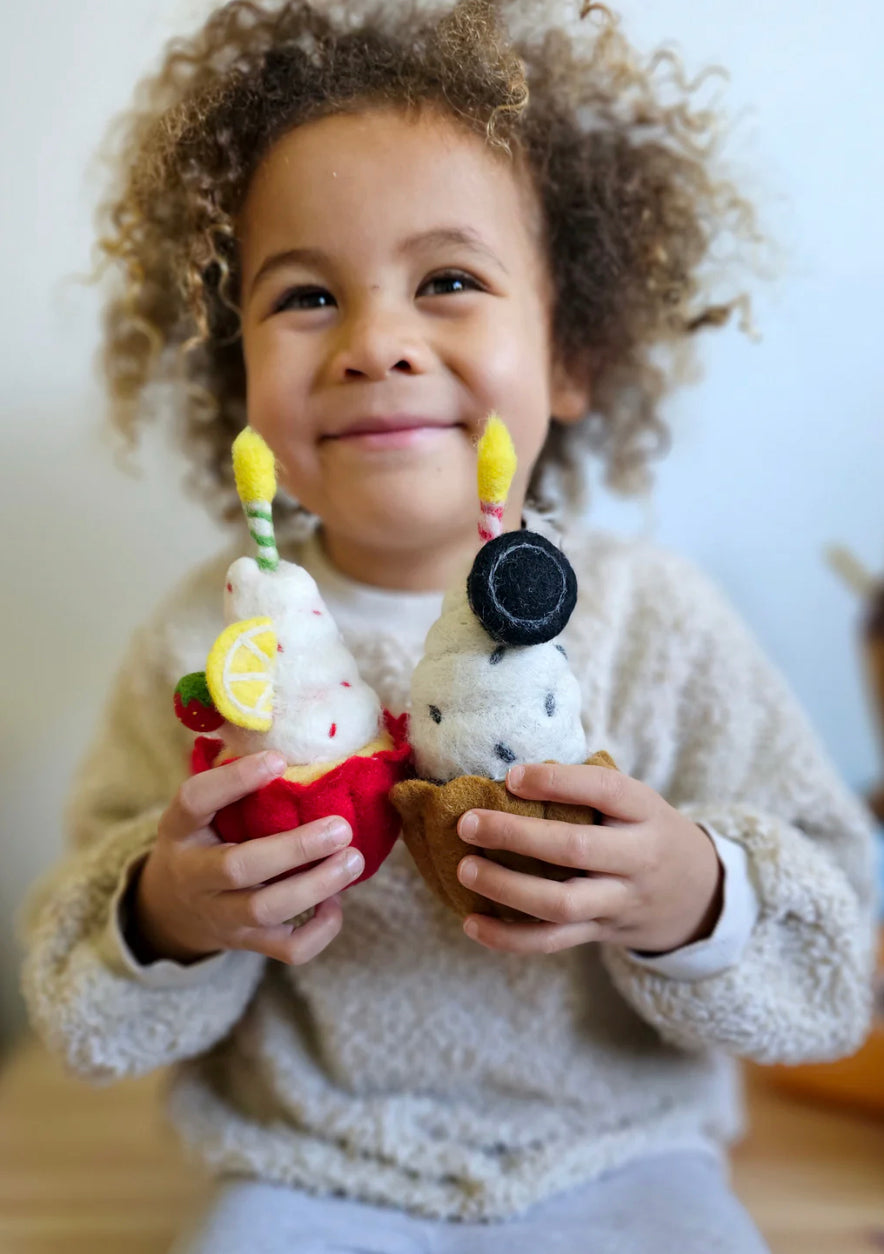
[{"xmin": 191, "ymin": 710, "xmax": 413, "ymax": 886}]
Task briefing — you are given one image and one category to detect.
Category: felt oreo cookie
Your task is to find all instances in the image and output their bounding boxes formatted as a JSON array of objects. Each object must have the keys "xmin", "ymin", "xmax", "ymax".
[{"xmin": 467, "ymin": 530, "xmax": 578, "ymax": 646}]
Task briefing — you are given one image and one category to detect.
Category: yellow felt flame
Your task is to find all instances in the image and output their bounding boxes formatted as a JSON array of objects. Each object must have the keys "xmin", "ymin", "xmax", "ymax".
[
  {"xmin": 233, "ymin": 428, "xmax": 277, "ymax": 506},
  {"xmin": 477, "ymin": 413, "xmax": 517, "ymax": 506}
]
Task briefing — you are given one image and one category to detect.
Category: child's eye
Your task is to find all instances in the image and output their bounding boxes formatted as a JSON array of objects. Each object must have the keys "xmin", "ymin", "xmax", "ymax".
[
  {"xmin": 271, "ymin": 271, "xmax": 482, "ymax": 313},
  {"xmin": 273, "ymin": 286, "xmax": 336, "ymax": 313},
  {"xmin": 420, "ymin": 270, "xmax": 483, "ymax": 297}
]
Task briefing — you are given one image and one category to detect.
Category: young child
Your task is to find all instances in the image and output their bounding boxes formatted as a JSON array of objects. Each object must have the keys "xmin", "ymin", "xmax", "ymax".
[{"xmin": 20, "ymin": 2, "xmax": 878, "ymax": 1251}]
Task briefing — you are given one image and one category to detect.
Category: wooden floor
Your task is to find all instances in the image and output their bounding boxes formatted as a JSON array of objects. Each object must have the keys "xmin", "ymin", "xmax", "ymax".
[{"xmin": 0, "ymin": 1037, "xmax": 882, "ymax": 1253}]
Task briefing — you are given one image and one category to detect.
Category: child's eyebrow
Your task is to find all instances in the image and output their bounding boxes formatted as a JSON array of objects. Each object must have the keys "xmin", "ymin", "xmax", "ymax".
[{"xmin": 248, "ymin": 226, "xmax": 508, "ymax": 298}]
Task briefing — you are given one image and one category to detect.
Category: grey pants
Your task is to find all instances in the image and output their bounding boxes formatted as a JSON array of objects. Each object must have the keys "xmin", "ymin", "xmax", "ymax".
[{"xmin": 169, "ymin": 1150, "xmax": 770, "ymax": 1254}]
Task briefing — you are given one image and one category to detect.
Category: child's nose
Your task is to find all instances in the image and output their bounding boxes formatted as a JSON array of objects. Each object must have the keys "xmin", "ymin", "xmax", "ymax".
[{"xmin": 328, "ymin": 305, "xmax": 429, "ymax": 381}]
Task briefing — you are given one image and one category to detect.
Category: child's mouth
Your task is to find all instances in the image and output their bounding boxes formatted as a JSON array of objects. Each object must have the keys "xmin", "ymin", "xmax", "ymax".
[{"xmin": 327, "ymin": 419, "xmax": 463, "ymax": 450}]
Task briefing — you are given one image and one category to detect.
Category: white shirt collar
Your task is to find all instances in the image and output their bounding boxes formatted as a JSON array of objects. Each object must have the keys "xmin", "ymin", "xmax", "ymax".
[{"xmin": 292, "ymin": 527, "xmax": 445, "ymax": 648}]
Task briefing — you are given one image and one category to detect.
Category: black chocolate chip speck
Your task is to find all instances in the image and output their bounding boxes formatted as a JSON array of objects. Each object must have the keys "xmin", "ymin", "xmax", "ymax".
[
  {"xmin": 428, "ymin": 705, "xmax": 442, "ymax": 724},
  {"xmin": 545, "ymin": 692, "xmax": 556, "ymax": 717},
  {"xmin": 495, "ymin": 743, "xmax": 517, "ymax": 764},
  {"xmin": 556, "ymin": 643, "xmax": 567, "ymax": 658}
]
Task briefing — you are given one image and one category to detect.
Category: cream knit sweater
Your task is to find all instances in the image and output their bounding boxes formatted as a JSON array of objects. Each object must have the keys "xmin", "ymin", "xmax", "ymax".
[{"xmin": 19, "ymin": 523, "xmax": 877, "ymax": 1222}]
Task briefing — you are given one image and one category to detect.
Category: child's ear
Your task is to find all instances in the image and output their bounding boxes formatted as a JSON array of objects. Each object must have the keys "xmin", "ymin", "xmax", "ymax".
[{"xmin": 549, "ymin": 357, "xmax": 591, "ymax": 425}]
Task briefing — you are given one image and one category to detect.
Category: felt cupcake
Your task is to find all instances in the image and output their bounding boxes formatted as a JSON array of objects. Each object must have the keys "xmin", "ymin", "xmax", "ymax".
[
  {"xmin": 174, "ymin": 428, "xmax": 411, "ymax": 885},
  {"xmin": 390, "ymin": 415, "xmax": 617, "ymax": 921}
]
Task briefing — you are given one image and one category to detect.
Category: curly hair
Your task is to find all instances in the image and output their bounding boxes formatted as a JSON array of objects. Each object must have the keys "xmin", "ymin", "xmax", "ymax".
[{"xmin": 92, "ymin": 0, "xmax": 760, "ymax": 526}]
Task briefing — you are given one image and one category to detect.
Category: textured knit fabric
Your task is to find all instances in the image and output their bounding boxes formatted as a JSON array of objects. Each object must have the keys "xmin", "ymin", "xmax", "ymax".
[
  {"xmin": 19, "ymin": 521, "xmax": 877, "ymax": 1223},
  {"xmin": 167, "ymin": 1150, "xmax": 770, "ymax": 1254}
]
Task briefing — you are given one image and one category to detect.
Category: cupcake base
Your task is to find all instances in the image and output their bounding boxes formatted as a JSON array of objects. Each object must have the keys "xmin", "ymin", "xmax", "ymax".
[
  {"xmin": 191, "ymin": 710, "xmax": 412, "ymax": 886},
  {"xmin": 390, "ymin": 751, "xmax": 618, "ymax": 920}
]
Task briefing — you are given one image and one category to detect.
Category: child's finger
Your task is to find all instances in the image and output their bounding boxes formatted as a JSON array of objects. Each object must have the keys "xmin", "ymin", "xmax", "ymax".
[
  {"xmin": 457, "ymin": 809, "xmax": 628, "ymax": 874},
  {"xmin": 456, "ymin": 854, "xmax": 629, "ymax": 926},
  {"xmin": 251, "ymin": 896, "xmax": 345, "ymax": 966},
  {"xmin": 217, "ymin": 847, "xmax": 364, "ymax": 934},
  {"xmin": 463, "ymin": 913, "xmax": 604, "ymax": 956},
  {"xmin": 161, "ymin": 751, "xmax": 287, "ymax": 842},
  {"xmin": 506, "ymin": 763, "xmax": 652, "ymax": 822},
  {"xmin": 200, "ymin": 817, "xmax": 353, "ymax": 892}
]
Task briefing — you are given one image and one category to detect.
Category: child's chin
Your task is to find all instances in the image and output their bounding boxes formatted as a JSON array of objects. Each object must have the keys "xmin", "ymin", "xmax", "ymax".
[{"xmin": 329, "ymin": 442, "xmax": 474, "ymax": 512}]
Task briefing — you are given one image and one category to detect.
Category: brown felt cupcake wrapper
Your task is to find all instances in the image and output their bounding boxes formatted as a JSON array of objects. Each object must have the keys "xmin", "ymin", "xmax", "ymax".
[{"xmin": 390, "ymin": 751, "xmax": 618, "ymax": 922}]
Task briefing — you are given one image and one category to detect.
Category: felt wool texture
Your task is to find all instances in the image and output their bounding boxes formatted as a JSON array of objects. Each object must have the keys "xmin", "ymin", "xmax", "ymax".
[
  {"xmin": 191, "ymin": 711, "xmax": 412, "ymax": 886},
  {"xmin": 468, "ymin": 530, "xmax": 579, "ymax": 646},
  {"xmin": 476, "ymin": 414, "xmax": 517, "ymax": 507},
  {"xmin": 217, "ymin": 556, "xmax": 382, "ymax": 763},
  {"xmin": 391, "ymin": 750, "xmax": 618, "ymax": 920},
  {"xmin": 280, "ymin": 728, "xmax": 394, "ymax": 786},
  {"xmin": 206, "ymin": 616, "xmax": 277, "ymax": 732},
  {"xmin": 232, "ymin": 429, "xmax": 279, "ymax": 572},
  {"xmin": 173, "ymin": 673, "xmax": 224, "ymax": 733},
  {"xmin": 19, "ymin": 526, "xmax": 879, "ymax": 1224},
  {"xmin": 477, "ymin": 414, "xmax": 517, "ymax": 542},
  {"xmin": 232, "ymin": 428, "xmax": 277, "ymax": 505},
  {"xmin": 409, "ymin": 580, "xmax": 587, "ymax": 781}
]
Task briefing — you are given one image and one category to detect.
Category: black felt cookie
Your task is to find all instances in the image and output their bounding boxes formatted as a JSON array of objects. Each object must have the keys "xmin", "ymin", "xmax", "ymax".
[{"xmin": 467, "ymin": 530, "xmax": 578, "ymax": 646}]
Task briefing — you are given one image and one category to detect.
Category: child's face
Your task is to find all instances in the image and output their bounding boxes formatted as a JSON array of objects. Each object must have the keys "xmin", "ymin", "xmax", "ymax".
[{"xmin": 237, "ymin": 105, "xmax": 588, "ymax": 561}]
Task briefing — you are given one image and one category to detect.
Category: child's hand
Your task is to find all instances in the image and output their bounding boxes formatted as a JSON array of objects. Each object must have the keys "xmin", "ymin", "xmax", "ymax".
[
  {"xmin": 456, "ymin": 763, "xmax": 724, "ymax": 956},
  {"xmin": 130, "ymin": 752, "xmax": 365, "ymax": 966}
]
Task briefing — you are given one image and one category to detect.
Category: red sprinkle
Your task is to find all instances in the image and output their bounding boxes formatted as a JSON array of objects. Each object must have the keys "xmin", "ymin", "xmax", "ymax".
[
  {"xmin": 226, "ymin": 582, "xmax": 233, "ymax": 592},
  {"xmin": 341, "ymin": 681, "xmax": 351, "ymax": 687},
  {"xmin": 329, "ymin": 723, "xmax": 337, "ymax": 738},
  {"xmin": 277, "ymin": 643, "xmax": 284, "ymax": 652},
  {"xmin": 313, "ymin": 610, "xmax": 323, "ymax": 616}
]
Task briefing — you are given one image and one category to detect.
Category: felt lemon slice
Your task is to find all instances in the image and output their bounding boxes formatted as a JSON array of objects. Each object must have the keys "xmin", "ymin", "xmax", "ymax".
[{"xmin": 206, "ymin": 617, "xmax": 277, "ymax": 731}]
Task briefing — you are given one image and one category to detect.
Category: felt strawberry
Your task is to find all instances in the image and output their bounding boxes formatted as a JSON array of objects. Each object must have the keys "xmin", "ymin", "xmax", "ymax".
[{"xmin": 174, "ymin": 672, "xmax": 225, "ymax": 732}]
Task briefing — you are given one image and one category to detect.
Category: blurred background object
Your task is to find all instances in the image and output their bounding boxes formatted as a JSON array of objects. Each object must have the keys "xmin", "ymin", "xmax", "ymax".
[
  {"xmin": 827, "ymin": 547, "xmax": 884, "ymax": 822},
  {"xmin": 762, "ymin": 548, "xmax": 884, "ymax": 1119}
]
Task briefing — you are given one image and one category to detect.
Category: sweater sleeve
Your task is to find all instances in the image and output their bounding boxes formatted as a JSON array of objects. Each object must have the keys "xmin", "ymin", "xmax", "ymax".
[
  {"xmin": 625, "ymin": 827, "xmax": 760, "ymax": 980},
  {"xmin": 18, "ymin": 579, "xmax": 266, "ymax": 1083},
  {"xmin": 601, "ymin": 554, "xmax": 878, "ymax": 1065}
]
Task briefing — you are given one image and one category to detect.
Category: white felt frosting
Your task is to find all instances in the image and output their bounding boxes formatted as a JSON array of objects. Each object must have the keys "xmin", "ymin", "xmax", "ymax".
[
  {"xmin": 219, "ymin": 556, "xmax": 381, "ymax": 763},
  {"xmin": 409, "ymin": 582, "xmax": 587, "ymax": 781}
]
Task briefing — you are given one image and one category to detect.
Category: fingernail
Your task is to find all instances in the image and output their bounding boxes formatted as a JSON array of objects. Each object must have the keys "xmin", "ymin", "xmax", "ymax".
[
  {"xmin": 459, "ymin": 812, "xmax": 479, "ymax": 841},
  {"xmin": 458, "ymin": 857, "xmax": 478, "ymax": 886},
  {"xmin": 344, "ymin": 849, "xmax": 364, "ymax": 877},
  {"xmin": 507, "ymin": 766, "xmax": 524, "ymax": 789},
  {"xmin": 464, "ymin": 918, "xmax": 480, "ymax": 939},
  {"xmin": 324, "ymin": 818, "xmax": 351, "ymax": 846},
  {"xmin": 263, "ymin": 752, "xmax": 287, "ymax": 776}
]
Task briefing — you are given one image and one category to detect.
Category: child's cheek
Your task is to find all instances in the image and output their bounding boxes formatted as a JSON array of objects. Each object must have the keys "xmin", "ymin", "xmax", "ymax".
[
  {"xmin": 244, "ymin": 362, "xmax": 319, "ymax": 484},
  {"xmin": 245, "ymin": 325, "xmax": 308, "ymax": 412},
  {"xmin": 467, "ymin": 327, "xmax": 550, "ymax": 453}
]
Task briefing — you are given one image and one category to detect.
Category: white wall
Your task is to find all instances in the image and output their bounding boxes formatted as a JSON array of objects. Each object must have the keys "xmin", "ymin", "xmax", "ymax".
[
  {"xmin": 595, "ymin": 0, "xmax": 884, "ymax": 794},
  {"xmin": 0, "ymin": 0, "xmax": 224, "ymax": 1049},
  {"xmin": 2, "ymin": 0, "xmax": 882, "ymax": 1047}
]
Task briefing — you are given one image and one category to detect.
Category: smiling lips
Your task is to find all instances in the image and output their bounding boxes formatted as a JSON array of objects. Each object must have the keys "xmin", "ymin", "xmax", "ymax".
[
  {"xmin": 326, "ymin": 416, "xmax": 462, "ymax": 446},
  {"xmin": 328, "ymin": 416, "xmax": 458, "ymax": 441}
]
